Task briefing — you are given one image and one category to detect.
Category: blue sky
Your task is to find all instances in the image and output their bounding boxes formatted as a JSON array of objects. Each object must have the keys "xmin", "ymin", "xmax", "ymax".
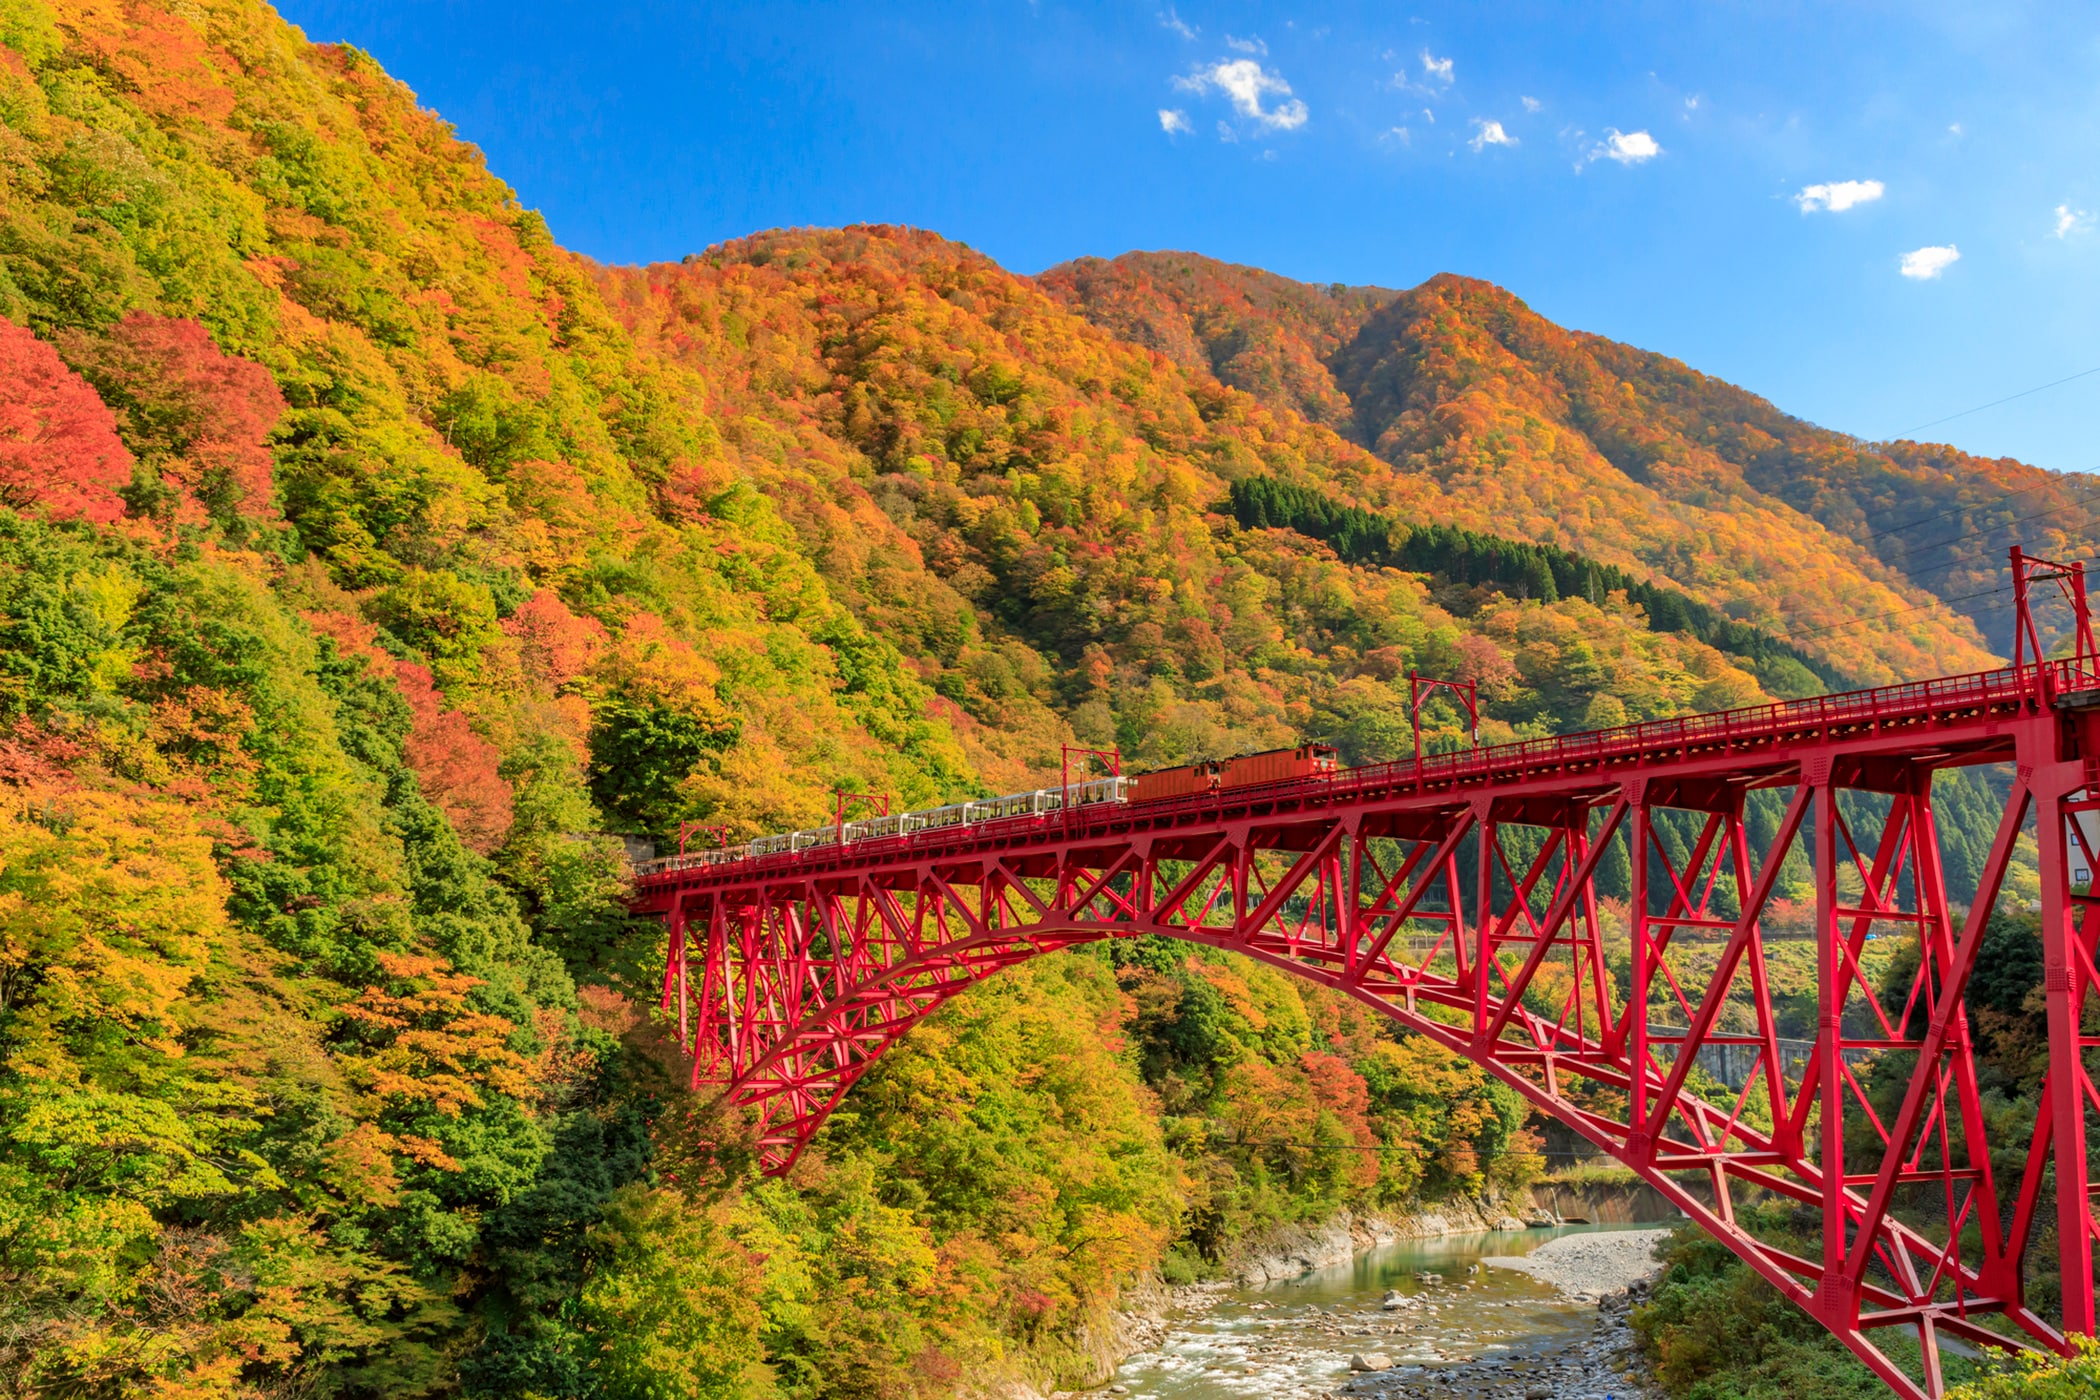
[{"xmin": 276, "ymin": 1, "xmax": 2100, "ymax": 474}]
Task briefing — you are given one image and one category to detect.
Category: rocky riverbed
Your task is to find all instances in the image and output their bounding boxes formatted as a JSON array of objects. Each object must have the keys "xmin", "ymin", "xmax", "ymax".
[
  {"xmin": 1101, "ymin": 1225, "xmax": 1674, "ymax": 1400},
  {"xmin": 1339, "ymin": 1281, "xmax": 1667, "ymax": 1400}
]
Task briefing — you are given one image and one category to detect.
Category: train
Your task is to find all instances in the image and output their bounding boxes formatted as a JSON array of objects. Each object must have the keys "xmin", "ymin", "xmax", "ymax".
[{"xmin": 644, "ymin": 743, "xmax": 1341, "ymax": 873}]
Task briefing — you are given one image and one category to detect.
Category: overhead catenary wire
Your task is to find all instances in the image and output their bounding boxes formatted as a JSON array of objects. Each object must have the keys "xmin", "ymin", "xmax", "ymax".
[
  {"xmin": 1888, "ymin": 364, "xmax": 2100, "ymax": 438},
  {"xmin": 1763, "ymin": 583, "xmax": 2017, "ymax": 649},
  {"xmin": 1858, "ymin": 488, "xmax": 2100, "ymax": 588},
  {"xmin": 1749, "ymin": 485, "xmax": 2100, "ymax": 652},
  {"xmin": 1848, "ymin": 473, "xmax": 2100, "ymax": 553}
]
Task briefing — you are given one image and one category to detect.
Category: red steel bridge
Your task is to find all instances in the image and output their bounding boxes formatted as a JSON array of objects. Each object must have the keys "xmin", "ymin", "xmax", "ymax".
[{"xmin": 632, "ymin": 550, "xmax": 2100, "ymax": 1398}]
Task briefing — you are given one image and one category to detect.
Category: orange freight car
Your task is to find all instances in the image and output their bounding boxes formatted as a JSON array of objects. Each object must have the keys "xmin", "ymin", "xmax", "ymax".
[
  {"xmin": 1218, "ymin": 743, "xmax": 1339, "ymax": 790},
  {"xmin": 1128, "ymin": 759, "xmax": 1220, "ymax": 803}
]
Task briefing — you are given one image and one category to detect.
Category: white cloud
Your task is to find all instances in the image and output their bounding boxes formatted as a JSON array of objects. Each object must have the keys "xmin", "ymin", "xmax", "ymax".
[
  {"xmin": 1470, "ymin": 119, "xmax": 1516, "ymax": 151},
  {"xmin": 1684, "ymin": 95, "xmax": 1701, "ymax": 112},
  {"xmin": 1422, "ymin": 107, "xmax": 1434, "ymax": 124},
  {"xmin": 1420, "ymin": 49, "xmax": 1453, "ymax": 84},
  {"xmin": 1158, "ymin": 8, "xmax": 1195, "ymax": 40},
  {"xmin": 1520, "ymin": 95, "xmax": 1541, "ymax": 113},
  {"xmin": 1948, "ymin": 122, "xmax": 1963, "ymax": 136},
  {"xmin": 1385, "ymin": 126, "xmax": 1411, "ymax": 146},
  {"xmin": 1224, "ymin": 33, "xmax": 1266, "ymax": 55},
  {"xmin": 1588, "ymin": 128, "xmax": 1661, "ymax": 164},
  {"xmin": 1795, "ymin": 179, "xmax": 1885, "ymax": 213},
  {"xmin": 1159, "ymin": 108, "xmax": 1192, "ymax": 135},
  {"xmin": 1175, "ymin": 58, "xmax": 1309, "ymax": 131},
  {"xmin": 1899, "ymin": 244, "xmax": 1960, "ymax": 280},
  {"xmin": 2055, "ymin": 204, "xmax": 2093, "ymax": 238}
]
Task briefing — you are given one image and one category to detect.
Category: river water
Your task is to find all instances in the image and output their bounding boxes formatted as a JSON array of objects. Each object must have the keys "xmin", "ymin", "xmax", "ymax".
[{"xmin": 1112, "ymin": 1226, "xmax": 1652, "ymax": 1400}]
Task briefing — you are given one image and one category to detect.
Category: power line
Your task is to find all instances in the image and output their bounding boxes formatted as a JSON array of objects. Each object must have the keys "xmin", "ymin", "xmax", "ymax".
[
  {"xmin": 1855, "ymin": 476, "xmax": 2100, "ymax": 559},
  {"xmin": 1764, "ymin": 584, "xmax": 2016, "ymax": 649},
  {"xmin": 1752, "ymin": 488, "xmax": 2100, "ymax": 651},
  {"xmin": 1877, "ymin": 494, "xmax": 2100, "ymax": 592},
  {"xmin": 1888, "ymin": 364, "xmax": 2100, "ymax": 438}
]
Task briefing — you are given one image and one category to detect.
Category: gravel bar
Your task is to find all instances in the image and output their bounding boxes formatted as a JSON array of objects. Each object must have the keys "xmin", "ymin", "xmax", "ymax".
[{"xmin": 1476, "ymin": 1229, "xmax": 1674, "ymax": 1301}]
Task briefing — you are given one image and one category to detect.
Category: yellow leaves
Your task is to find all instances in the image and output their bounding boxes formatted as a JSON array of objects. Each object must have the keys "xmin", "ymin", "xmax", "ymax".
[
  {"xmin": 318, "ymin": 1121, "xmax": 402, "ymax": 1207},
  {"xmin": 1190, "ymin": 959, "xmax": 1268, "ymax": 1034},
  {"xmin": 0, "ymin": 785, "xmax": 226, "ymax": 1045}
]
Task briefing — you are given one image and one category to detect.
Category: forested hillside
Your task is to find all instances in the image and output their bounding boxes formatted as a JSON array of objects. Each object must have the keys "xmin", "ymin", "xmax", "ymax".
[
  {"xmin": 0, "ymin": 3, "xmax": 2079, "ymax": 1398},
  {"xmin": 1042, "ymin": 252, "xmax": 2100, "ymax": 662}
]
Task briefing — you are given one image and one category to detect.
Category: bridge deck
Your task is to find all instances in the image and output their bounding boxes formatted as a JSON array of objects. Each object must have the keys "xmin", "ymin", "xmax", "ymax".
[{"xmin": 636, "ymin": 661, "xmax": 2063, "ymax": 901}]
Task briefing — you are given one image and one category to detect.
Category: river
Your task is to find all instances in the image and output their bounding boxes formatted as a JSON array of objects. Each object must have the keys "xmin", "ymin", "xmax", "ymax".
[{"xmin": 1110, "ymin": 1225, "xmax": 1661, "ymax": 1400}]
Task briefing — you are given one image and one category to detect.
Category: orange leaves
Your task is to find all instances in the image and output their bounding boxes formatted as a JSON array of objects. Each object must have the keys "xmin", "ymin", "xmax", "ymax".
[
  {"xmin": 500, "ymin": 588, "xmax": 606, "ymax": 690},
  {"xmin": 600, "ymin": 611, "xmax": 732, "ymax": 731},
  {"xmin": 142, "ymin": 684, "xmax": 262, "ymax": 804},
  {"xmin": 82, "ymin": 1, "xmax": 239, "ymax": 124},
  {"xmin": 335, "ymin": 951, "xmax": 533, "ymax": 1118},
  {"xmin": 301, "ymin": 606, "xmax": 514, "ymax": 849},
  {"xmin": 1300, "ymin": 1050, "xmax": 1381, "ymax": 1188},
  {"xmin": 0, "ymin": 318, "xmax": 133, "ymax": 525}
]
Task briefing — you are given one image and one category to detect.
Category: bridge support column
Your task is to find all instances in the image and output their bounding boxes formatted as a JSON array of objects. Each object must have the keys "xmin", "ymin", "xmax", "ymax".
[{"xmin": 2034, "ymin": 759, "xmax": 2100, "ymax": 1339}]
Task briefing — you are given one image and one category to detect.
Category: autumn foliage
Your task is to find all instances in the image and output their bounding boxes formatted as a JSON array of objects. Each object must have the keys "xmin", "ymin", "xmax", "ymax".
[
  {"xmin": 395, "ymin": 659, "xmax": 515, "ymax": 854},
  {"xmin": 0, "ymin": 317, "xmax": 133, "ymax": 523},
  {"xmin": 60, "ymin": 311, "xmax": 285, "ymax": 522},
  {"xmin": 0, "ymin": 4, "xmax": 2078, "ymax": 1398}
]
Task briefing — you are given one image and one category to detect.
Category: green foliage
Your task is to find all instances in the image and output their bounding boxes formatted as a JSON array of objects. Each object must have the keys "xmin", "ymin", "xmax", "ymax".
[
  {"xmin": 1228, "ymin": 475, "xmax": 1849, "ymax": 691},
  {"xmin": 1948, "ymin": 1337, "xmax": 2100, "ymax": 1400},
  {"xmin": 589, "ymin": 696, "xmax": 736, "ymax": 837},
  {"xmin": 577, "ymin": 1187, "xmax": 774, "ymax": 1400},
  {"xmin": 1633, "ymin": 1218, "xmax": 1993, "ymax": 1400}
]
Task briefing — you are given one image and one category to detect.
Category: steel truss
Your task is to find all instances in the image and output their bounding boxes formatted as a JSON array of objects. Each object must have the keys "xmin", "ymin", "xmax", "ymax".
[{"xmin": 635, "ymin": 568, "xmax": 2100, "ymax": 1399}]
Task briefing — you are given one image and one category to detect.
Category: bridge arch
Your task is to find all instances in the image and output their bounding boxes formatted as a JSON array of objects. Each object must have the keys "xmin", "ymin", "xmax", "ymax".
[{"xmin": 636, "ymin": 675, "xmax": 2100, "ymax": 1400}]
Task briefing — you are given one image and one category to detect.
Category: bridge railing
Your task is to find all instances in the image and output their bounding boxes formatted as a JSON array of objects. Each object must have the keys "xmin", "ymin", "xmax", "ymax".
[{"xmin": 635, "ymin": 661, "xmax": 2062, "ymax": 884}]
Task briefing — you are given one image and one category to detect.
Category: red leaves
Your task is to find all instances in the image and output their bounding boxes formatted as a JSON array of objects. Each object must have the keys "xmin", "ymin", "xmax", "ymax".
[
  {"xmin": 59, "ymin": 312, "xmax": 285, "ymax": 520},
  {"xmin": 393, "ymin": 660, "xmax": 513, "ymax": 854},
  {"xmin": 0, "ymin": 317, "xmax": 133, "ymax": 524}
]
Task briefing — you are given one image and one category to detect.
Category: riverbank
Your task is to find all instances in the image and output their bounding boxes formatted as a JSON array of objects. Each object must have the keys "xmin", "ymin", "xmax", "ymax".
[
  {"xmin": 1337, "ymin": 1230, "xmax": 1674, "ymax": 1400},
  {"xmin": 1230, "ymin": 1197, "xmax": 1546, "ymax": 1288},
  {"xmin": 995, "ymin": 1195, "xmax": 1674, "ymax": 1400},
  {"xmin": 1069, "ymin": 1224, "xmax": 1672, "ymax": 1400}
]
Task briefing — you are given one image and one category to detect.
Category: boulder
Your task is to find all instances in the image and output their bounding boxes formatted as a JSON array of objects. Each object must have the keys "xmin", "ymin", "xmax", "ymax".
[{"xmin": 1347, "ymin": 1353, "xmax": 1394, "ymax": 1372}]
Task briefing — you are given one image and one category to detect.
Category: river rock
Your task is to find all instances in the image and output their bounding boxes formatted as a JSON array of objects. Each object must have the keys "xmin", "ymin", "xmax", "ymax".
[{"xmin": 1348, "ymin": 1353, "xmax": 1394, "ymax": 1372}]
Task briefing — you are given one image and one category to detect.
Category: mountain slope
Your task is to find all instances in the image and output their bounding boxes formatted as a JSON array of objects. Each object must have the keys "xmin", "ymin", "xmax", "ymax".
[
  {"xmin": 0, "ymin": 6, "xmax": 1735, "ymax": 1393},
  {"xmin": 1044, "ymin": 253, "xmax": 2094, "ymax": 667},
  {"xmin": 599, "ymin": 226, "xmax": 1803, "ymax": 774},
  {"xmin": 0, "ymin": 4, "xmax": 2074, "ymax": 1397}
]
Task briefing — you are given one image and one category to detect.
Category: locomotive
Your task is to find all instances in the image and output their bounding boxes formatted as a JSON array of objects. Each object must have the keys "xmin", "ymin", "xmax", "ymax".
[{"xmin": 1126, "ymin": 743, "xmax": 1340, "ymax": 802}]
